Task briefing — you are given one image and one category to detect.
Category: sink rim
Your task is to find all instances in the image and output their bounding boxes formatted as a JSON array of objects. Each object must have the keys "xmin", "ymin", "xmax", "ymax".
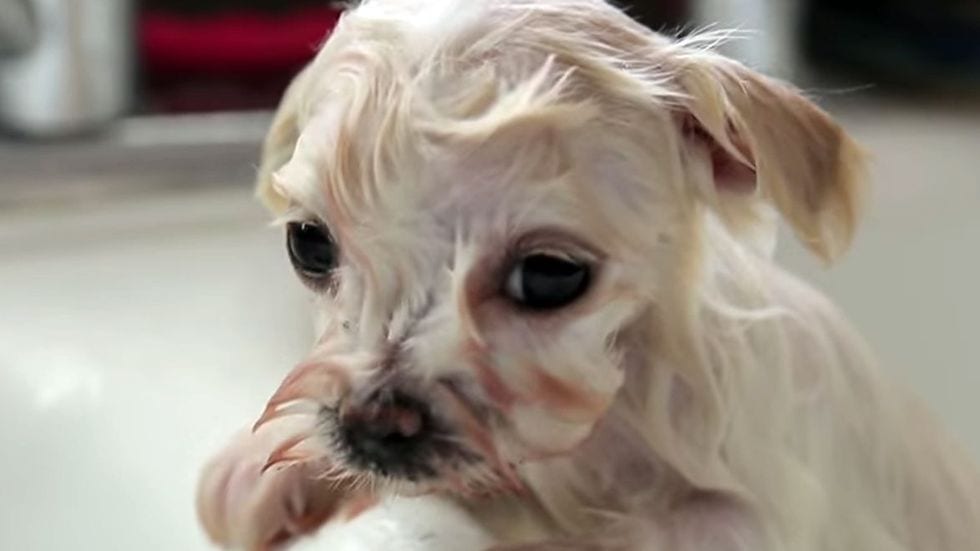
[{"xmin": 0, "ymin": 111, "xmax": 272, "ymax": 209}]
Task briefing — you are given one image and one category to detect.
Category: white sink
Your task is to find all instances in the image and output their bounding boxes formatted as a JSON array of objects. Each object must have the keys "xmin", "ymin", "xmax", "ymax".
[
  {"xmin": 0, "ymin": 184, "xmax": 494, "ymax": 550},
  {"xmin": 0, "ymin": 101, "xmax": 976, "ymax": 550},
  {"xmin": 0, "ymin": 188, "xmax": 312, "ymax": 550}
]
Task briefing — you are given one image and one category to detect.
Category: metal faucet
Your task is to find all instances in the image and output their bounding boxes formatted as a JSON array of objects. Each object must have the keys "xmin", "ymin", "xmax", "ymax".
[
  {"xmin": 0, "ymin": 0, "xmax": 134, "ymax": 137},
  {"xmin": 0, "ymin": 0, "xmax": 38, "ymax": 56}
]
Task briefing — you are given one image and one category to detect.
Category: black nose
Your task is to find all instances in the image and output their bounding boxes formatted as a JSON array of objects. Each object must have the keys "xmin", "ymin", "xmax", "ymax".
[{"xmin": 338, "ymin": 390, "xmax": 436, "ymax": 479}]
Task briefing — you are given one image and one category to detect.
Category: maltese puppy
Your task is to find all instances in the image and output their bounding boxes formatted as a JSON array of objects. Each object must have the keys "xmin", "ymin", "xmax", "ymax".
[{"xmin": 197, "ymin": 0, "xmax": 980, "ymax": 549}]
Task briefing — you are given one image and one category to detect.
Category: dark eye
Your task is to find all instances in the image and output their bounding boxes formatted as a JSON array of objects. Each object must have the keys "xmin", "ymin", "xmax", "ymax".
[
  {"xmin": 504, "ymin": 253, "xmax": 591, "ymax": 310},
  {"xmin": 287, "ymin": 221, "xmax": 338, "ymax": 284}
]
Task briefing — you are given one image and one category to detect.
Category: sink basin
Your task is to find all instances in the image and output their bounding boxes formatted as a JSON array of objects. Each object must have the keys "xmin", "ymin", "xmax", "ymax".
[
  {"xmin": 0, "ymin": 101, "xmax": 976, "ymax": 549},
  {"xmin": 0, "ymin": 113, "xmax": 496, "ymax": 551},
  {"xmin": 0, "ymin": 147, "xmax": 491, "ymax": 550},
  {"xmin": 0, "ymin": 186, "xmax": 314, "ymax": 550}
]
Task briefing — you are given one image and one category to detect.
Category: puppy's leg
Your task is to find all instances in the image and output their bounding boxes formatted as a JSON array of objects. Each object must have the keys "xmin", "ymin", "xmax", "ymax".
[{"xmin": 197, "ymin": 415, "xmax": 367, "ymax": 550}]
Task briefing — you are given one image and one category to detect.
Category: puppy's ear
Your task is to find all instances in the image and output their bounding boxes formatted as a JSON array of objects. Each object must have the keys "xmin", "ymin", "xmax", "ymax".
[
  {"xmin": 675, "ymin": 53, "xmax": 867, "ymax": 262},
  {"xmin": 256, "ymin": 65, "xmax": 314, "ymax": 213}
]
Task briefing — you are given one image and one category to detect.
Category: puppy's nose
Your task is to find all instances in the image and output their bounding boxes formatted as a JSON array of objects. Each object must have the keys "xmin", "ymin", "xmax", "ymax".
[
  {"xmin": 345, "ymin": 396, "xmax": 424, "ymax": 440},
  {"xmin": 338, "ymin": 390, "xmax": 433, "ymax": 477}
]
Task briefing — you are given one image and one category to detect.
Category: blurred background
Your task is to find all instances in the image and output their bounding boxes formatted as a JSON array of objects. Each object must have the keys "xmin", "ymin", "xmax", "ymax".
[{"xmin": 0, "ymin": 0, "xmax": 977, "ymax": 549}]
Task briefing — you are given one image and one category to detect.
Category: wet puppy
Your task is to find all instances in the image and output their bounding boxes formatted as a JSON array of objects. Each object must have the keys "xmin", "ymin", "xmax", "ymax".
[{"xmin": 197, "ymin": 0, "xmax": 980, "ymax": 549}]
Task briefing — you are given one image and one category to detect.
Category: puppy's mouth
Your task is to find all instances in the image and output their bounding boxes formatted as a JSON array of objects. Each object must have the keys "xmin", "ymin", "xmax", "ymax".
[
  {"xmin": 255, "ymin": 364, "xmax": 524, "ymax": 495},
  {"xmin": 323, "ymin": 386, "xmax": 482, "ymax": 483}
]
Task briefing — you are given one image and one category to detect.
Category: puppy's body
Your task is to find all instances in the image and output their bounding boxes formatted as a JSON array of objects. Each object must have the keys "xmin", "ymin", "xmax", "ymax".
[{"xmin": 197, "ymin": 1, "xmax": 980, "ymax": 549}]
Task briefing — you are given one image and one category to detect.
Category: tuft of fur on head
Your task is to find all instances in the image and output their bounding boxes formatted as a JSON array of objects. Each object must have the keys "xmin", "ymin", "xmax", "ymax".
[{"xmin": 242, "ymin": 1, "xmax": 980, "ymax": 549}]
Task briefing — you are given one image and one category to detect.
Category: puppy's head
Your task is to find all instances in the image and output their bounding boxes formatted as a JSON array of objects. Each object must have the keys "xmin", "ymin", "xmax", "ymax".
[{"xmin": 253, "ymin": 0, "xmax": 866, "ymax": 496}]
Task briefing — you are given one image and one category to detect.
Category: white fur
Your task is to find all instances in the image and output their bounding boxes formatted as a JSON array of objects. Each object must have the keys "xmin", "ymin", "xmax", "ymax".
[
  {"xmin": 291, "ymin": 496, "xmax": 494, "ymax": 551},
  {"xmin": 197, "ymin": 1, "xmax": 980, "ymax": 549}
]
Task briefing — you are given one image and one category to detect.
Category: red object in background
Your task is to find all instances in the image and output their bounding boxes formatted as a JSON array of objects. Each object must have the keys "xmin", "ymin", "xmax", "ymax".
[{"xmin": 140, "ymin": 6, "xmax": 341, "ymax": 77}]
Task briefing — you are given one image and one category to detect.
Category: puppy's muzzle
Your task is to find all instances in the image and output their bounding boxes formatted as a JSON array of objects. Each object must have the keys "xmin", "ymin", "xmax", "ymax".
[{"xmin": 337, "ymin": 389, "xmax": 439, "ymax": 479}]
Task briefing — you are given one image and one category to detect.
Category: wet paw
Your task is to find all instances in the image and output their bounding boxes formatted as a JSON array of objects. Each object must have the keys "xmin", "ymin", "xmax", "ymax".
[{"xmin": 196, "ymin": 416, "xmax": 349, "ymax": 550}]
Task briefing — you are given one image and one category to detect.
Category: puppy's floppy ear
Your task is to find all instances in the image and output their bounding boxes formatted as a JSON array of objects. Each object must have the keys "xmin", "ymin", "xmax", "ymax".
[
  {"xmin": 674, "ymin": 52, "xmax": 868, "ymax": 262},
  {"xmin": 256, "ymin": 65, "xmax": 315, "ymax": 214}
]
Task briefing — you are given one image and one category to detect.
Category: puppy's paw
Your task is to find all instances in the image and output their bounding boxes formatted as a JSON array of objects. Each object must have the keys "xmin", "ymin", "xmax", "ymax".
[{"xmin": 197, "ymin": 416, "xmax": 359, "ymax": 550}]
